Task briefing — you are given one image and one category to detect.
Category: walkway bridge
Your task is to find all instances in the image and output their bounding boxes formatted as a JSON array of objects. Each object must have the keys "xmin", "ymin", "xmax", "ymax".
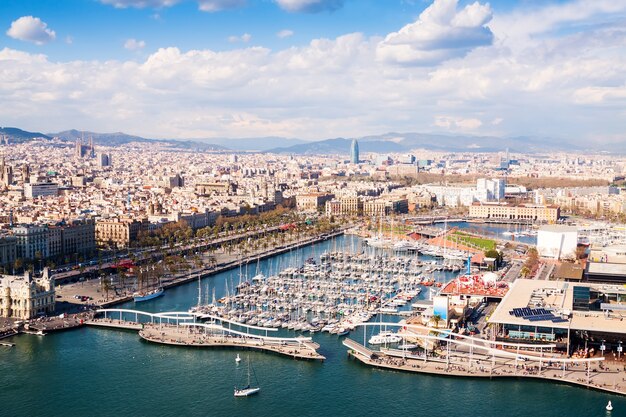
[{"xmin": 87, "ymin": 309, "xmax": 324, "ymax": 360}]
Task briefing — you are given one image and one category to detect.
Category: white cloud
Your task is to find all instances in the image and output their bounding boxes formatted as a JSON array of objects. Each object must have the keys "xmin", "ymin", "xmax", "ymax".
[
  {"xmin": 228, "ymin": 33, "xmax": 252, "ymax": 43},
  {"xmin": 2, "ymin": 1, "xmax": 626, "ymax": 142},
  {"xmin": 277, "ymin": 29, "xmax": 294, "ymax": 39},
  {"xmin": 275, "ymin": 0, "xmax": 344, "ymax": 13},
  {"xmin": 100, "ymin": 0, "xmax": 246, "ymax": 11},
  {"xmin": 65, "ymin": 36, "xmax": 73, "ymax": 45},
  {"xmin": 490, "ymin": 0, "xmax": 626, "ymax": 48},
  {"xmin": 377, "ymin": 0, "xmax": 493, "ymax": 65},
  {"xmin": 434, "ymin": 116, "xmax": 483, "ymax": 131},
  {"xmin": 198, "ymin": 0, "xmax": 246, "ymax": 12},
  {"xmin": 6, "ymin": 16, "xmax": 56, "ymax": 45},
  {"xmin": 124, "ymin": 38, "xmax": 146, "ymax": 50},
  {"xmin": 99, "ymin": 0, "xmax": 180, "ymax": 8}
]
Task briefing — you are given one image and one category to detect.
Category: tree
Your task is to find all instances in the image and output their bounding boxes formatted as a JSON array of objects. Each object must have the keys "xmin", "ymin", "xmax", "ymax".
[
  {"xmin": 101, "ymin": 276, "xmax": 112, "ymax": 301},
  {"xmin": 484, "ymin": 249, "xmax": 503, "ymax": 268},
  {"xmin": 432, "ymin": 314, "xmax": 442, "ymax": 329},
  {"xmin": 13, "ymin": 258, "xmax": 23, "ymax": 274}
]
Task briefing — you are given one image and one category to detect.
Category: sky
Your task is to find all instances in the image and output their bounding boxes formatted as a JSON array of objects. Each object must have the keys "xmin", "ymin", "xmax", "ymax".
[{"xmin": 0, "ymin": 0, "xmax": 626, "ymax": 144}]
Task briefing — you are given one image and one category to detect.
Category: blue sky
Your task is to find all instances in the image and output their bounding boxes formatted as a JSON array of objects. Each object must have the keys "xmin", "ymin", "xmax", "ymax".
[
  {"xmin": 0, "ymin": 0, "xmax": 513, "ymax": 60},
  {"xmin": 1, "ymin": 0, "xmax": 625, "ymax": 143}
]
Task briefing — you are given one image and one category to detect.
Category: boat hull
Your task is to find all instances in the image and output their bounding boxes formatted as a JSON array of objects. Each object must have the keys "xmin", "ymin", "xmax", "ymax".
[
  {"xmin": 134, "ymin": 288, "xmax": 164, "ymax": 302},
  {"xmin": 234, "ymin": 387, "xmax": 260, "ymax": 397}
]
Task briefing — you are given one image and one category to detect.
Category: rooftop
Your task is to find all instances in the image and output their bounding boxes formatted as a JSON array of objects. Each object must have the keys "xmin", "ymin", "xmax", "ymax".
[{"xmin": 488, "ymin": 279, "xmax": 626, "ymax": 335}]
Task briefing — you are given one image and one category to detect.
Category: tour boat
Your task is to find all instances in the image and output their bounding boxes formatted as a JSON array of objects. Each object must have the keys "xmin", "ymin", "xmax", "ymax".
[
  {"xmin": 368, "ymin": 331, "xmax": 402, "ymax": 345},
  {"xmin": 133, "ymin": 287, "xmax": 164, "ymax": 302},
  {"xmin": 234, "ymin": 357, "xmax": 260, "ymax": 397},
  {"xmin": 606, "ymin": 401, "xmax": 613, "ymax": 411}
]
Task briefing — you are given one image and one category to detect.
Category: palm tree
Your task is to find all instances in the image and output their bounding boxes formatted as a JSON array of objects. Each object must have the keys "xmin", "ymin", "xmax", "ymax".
[{"xmin": 432, "ymin": 313, "xmax": 442, "ymax": 329}]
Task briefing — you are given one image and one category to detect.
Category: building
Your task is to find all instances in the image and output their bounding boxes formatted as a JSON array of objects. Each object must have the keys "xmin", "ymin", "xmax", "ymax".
[
  {"xmin": 0, "ymin": 158, "xmax": 13, "ymax": 187},
  {"xmin": 195, "ymin": 181, "xmax": 237, "ymax": 196},
  {"xmin": 0, "ymin": 269, "xmax": 55, "ymax": 319},
  {"xmin": 350, "ymin": 139, "xmax": 359, "ymax": 164},
  {"xmin": 488, "ymin": 279, "xmax": 626, "ymax": 354},
  {"xmin": 0, "ymin": 236, "xmax": 17, "ymax": 268},
  {"xmin": 469, "ymin": 202, "xmax": 560, "ymax": 222},
  {"xmin": 24, "ymin": 182, "xmax": 59, "ymax": 199},
  {"xmin": 476, "ymin": 178, "xmax": 505, "ymax": 202},
  {"xmin": 324, "ymin": 196, "xmax": 363, "ymax": 217},
  {"xmin": 363, "ymin": 198, "xmax": 409, "ymax": 216},
  {"xmin": 13, "ymin": 225, "xmax": 49, "ymax": 260},
  {"xmin": 97, "ymin": 153, "xmax": 111, "ymax": 167},
  {"xmin": 296, "ymin": 193, "xmax": 335, "ymax": 212},
  {"xmin": 95, "ymin": 218, "xmax": 146, "ymax": 248},
  {"xmin": 56, "ymin": 219, "xmax": 96, "ymax": 256},
  {"xmin": 163, "ymin": 174, "xmax": 184, "ymax": 188},
  {"xmin": 537, "ymin": 225, "xmax": 578, "ymax": 260},
  {"xmin": 75, "ymin": 138, "xmax": 94, "ymax": 158}
]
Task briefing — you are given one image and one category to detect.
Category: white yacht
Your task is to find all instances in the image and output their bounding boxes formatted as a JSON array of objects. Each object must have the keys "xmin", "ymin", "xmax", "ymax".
[{"xmin": 368, "ymin": 331, "xmax": 402, "ymax": 345}]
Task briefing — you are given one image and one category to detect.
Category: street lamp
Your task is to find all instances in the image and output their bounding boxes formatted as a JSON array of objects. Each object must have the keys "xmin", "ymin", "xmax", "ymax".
[{"xmin": 619, "ymin": 341, "xmax": 623, "ymax": 360}]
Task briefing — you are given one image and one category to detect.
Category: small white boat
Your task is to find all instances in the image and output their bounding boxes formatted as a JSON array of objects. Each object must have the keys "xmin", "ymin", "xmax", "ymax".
[
  {"xmin": 235, "ymin": 354, "xmax": 241, "ymax": 364},
  {"xmin": 606, "ymin": 401, "xmax": 613, "ymax": 411},
  {"xmin": 234, "ymin": 386, "xmax": 260, "ymax": 397},
  {"xmin": 398, "ymin": 343, "xmax": 418, "ymax": 350}
]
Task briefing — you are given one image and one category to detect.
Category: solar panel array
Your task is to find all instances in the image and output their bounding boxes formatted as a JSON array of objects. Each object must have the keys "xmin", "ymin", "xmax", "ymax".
[{"xmin": 508, "ymin": 307, "xmax": 568, "ymax": 323}]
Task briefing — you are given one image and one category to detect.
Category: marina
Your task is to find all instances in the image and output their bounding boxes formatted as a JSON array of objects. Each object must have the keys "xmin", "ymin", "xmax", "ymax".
[
  {"xmin": 189, "ymin": 248, "xmax": 464, "ymax": 337},
  {"xmin": 1, "ymin": 235, "xmax": 624, "ymax": 417}
]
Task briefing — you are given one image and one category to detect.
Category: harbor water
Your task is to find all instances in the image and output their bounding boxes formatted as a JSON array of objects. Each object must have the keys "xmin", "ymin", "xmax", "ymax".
[{"xmin": 0, "ymin": 236, "xmax": 620, "ymax": 417}]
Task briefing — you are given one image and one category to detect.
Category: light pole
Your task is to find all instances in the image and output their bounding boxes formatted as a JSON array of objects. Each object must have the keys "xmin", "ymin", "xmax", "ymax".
[{"xmin": 619, "ymin": 341, "xmax": 623, "ymax": 360}]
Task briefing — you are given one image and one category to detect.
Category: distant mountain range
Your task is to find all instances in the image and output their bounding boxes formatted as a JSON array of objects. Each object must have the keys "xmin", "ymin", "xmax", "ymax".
[
  {"xmin": 50, "ymin": 129, "xmax": 228, "ymax": 151},
  {"xmin": 0, "ymin": 126, "xmax": 51, "ymax": 142},
  {"xmin": 196, "ymin": 136, "xmax": 308, "ymax": 151},
  {"xmin": 266, "ymin": 132, "xmax": 580, "ymax": 155},
  {"xmin": 2, "ymin": 125, "xmax": 620, "ymax": 154},
  {"xmin": 267, "ymin": 137, "xmax": 406, "ymax": 155}
]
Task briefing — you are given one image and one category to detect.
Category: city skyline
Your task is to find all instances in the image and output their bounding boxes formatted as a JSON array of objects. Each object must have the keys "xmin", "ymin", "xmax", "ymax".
[{"xmin": 1, "ymin": 0, "xmax": 625, "ymax": 144}]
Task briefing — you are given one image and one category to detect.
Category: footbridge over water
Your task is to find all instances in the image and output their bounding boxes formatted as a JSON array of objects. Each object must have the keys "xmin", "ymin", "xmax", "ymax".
[{"xmin": 86, "ymin": 309, "xmax": 325, "ymax": 360}]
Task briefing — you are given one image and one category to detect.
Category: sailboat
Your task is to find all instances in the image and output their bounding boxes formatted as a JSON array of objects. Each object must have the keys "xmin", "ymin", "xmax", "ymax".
[
  {"xmin": 133, "ymin": 272, "xmax": 164, "ymax": 302},
  {"xmin": 234, "ymin": 356, "xmax": 260, "ymax": 397}
]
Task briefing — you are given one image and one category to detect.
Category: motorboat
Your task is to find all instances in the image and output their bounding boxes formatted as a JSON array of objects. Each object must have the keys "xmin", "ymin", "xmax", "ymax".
[{"xmin": 368, "ymin": 331, "xmax": 402, "ymax": 345}]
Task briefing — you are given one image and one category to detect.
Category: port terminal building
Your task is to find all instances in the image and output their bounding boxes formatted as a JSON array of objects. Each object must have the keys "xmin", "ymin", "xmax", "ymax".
[{"xmin": 488, "ymin": 279, "xmax": 626, "ymax": 355}]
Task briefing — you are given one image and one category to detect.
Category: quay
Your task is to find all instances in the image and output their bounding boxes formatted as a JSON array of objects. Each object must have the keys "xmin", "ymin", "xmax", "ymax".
[{"xmin": 343, "ymin": 330, "xmax": 626, "ymax": 397}]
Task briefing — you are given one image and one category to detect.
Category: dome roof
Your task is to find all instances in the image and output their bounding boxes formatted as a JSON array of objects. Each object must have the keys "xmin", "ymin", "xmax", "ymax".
[{"xmin": 482, "ymin": 272, "xmax": 498, "ymax": 283}]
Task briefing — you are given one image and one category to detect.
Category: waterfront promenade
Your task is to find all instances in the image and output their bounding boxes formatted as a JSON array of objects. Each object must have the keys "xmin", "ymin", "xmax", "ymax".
[{"xmin": 345, "ymin": 338, "xmax": 626, "ymax": 397}]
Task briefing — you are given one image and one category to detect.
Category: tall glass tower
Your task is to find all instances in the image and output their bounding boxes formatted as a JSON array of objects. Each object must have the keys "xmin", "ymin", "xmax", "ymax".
[{"xmin": 350, "ymin": 139, "xmax": 359, "ymax": 164}]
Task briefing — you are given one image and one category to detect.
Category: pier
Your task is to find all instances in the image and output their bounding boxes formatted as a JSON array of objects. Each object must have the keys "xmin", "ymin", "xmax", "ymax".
[
  {"xmin": 86, "ymin": 309, "xmax": 325, "ymax": 360},
  {"xmin": 139, "ymin": 324, "xmax": 324, "ymax": 360},
  {"xmin": 344, "ymin": 322, "xmax": 626, "ymax": 397}
]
